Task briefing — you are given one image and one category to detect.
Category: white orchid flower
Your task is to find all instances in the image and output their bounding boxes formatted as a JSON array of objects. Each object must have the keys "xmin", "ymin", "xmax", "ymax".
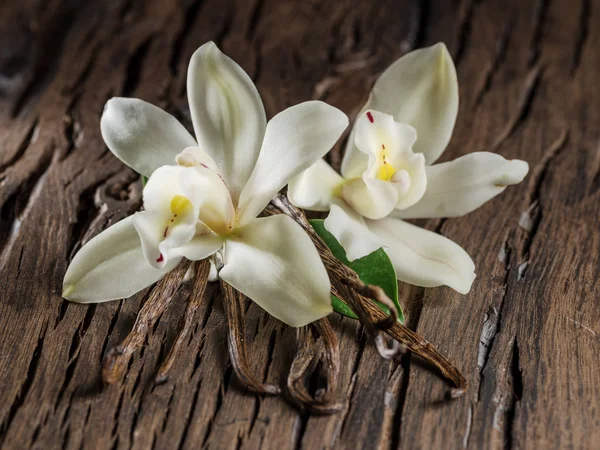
[
  {"xmin": 62, "ymin": 42, "xmax": 349, "ymax": 327},
  {"xmin": 288, "ymin": 43, "xmax": 529, "ymax": 295}
]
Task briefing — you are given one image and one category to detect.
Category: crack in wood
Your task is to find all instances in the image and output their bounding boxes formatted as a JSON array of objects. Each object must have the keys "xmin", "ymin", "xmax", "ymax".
[
  {"xmin": 110, "ymin": 388, "xmax": 127, "ymax": 450},
  {"xmin": 11, "ymin": 0, "xmax": 80, "ymax": 118},
  {"xmin": 453, "ymin": 0, "xmax": 476, "ymax": 67},
  {"xmin": 528, "ymin": 0, "xmax": 550, "ymax": 67},
  {"xmin": 246, "ymin": 0, "xmax": 266, "ymax": 41},
  {"xmin": 0, "ymin": 323, "xmax": 48, "ymax": 446},
  {"xmin": 122, "ymin": 36, "xmax": 154, "ymax": 97},
  {"xmin": 472, "ymin": 18, "xmax": 513, "ymax": 109},
  {"xmin": 476, "ymin": 233, "xmax": 513, "ymax": 403},
  {"xmin": 504, "ymin": 339, "xmax": 523, "ymax": 450},
  {"xmin": 55, "ymin": 305, "xmax": 98, "ymax": 409},
  {"xmin": 492, "ymin": 66, "xmax": 542, "ymax": 152},
  {"xmin": 291, "ymin": 412, "xmax": 309, "ymax": 450},
  {"xmin": 169, "ymin": 0, "xmax": 206, "ymax": 76},
  {"xmin": 99, "ymin": 301, "xmax": 125, "ymax": 364},
  {"xmin": 389, "ymin": 285, "xmax": 425, "ymax": 449},
  {"xmin": 519, "ymin": 128, "xmax": 569, "ymax": 262},
  {"xmin": 0, "ymin": 118, "xmax": 39, "ymax": 176},
  {"xmin": 200, "ymin": 371, "xmax": 226, "ymax": 448},
  {"xmin": 571, "ymin": 0, "xmax": 590, "ymax": 75},
  {"xmin": 462, "ymin": 400, "xmax": 474, "ymax": 448},
  {"xmin": 477, "ymin": 306, "xmax": 500, "ymax": 384},
  {"xmin": 0, "ymin": 147, "xmax": 53, "ymax": 269}
]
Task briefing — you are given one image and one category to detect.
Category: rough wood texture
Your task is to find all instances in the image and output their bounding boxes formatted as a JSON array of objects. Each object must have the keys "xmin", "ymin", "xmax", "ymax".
[{"xmin": 0, "ymin": 0, "xmax": 598, "ymax": 448}]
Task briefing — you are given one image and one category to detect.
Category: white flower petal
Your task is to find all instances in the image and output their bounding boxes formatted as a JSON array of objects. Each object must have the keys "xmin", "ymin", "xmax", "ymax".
[
  {"xmin": 341, "ymin": 177, "xmax": 398, "ymax": 220},
  {"xmin": 100, "ymin": 98, "xmax": 196, "ymax": 177},
  {"xmin": 367, "ymin": 217, "xmax": 475, "ymax": 294},
  {"xmin": 351, "ymin": 109, "xmax": 426, "ymax": 210},
  {"xmin": 142, "ymin": 165, "xmax": 189, "ymax": 213},
  {"xmin": 132, "ymin": 211, "xmax": 170, "ymax": 268},
  {"xmin": 324, "ymin": 201, "xmax": 383, "ymax": 261},
  {"xmin": 236, "ymin": 101, "xmax": 348, "ymax": 225},
  {"xmin": 180, "ymin": 166, "xmax": 235, "ymax": 235},
  {"xmin": 136, "ymin": 165, "xmax": 222, "ymax": 268},
  {"xmin": 393, "ymin": 152, "xmax": 530, "ymax": 219},
  {"xmin": 171, "ymin": 233, "xmax": 223, "ymax": 261},
  {"xmin": 392, "ymin": 152, "xmax": 427, "ymax": 210},
  {"xmin": 132, "ymin": 210, "xmax": 197, "ymax": 269},
  {"xmin": 287, "ymin": 159, "xmax": 344, "ymax": 212},
  {"xmin": 342, "ymin": 43, "xmax": 458, "ymax": 173},
  {"xmin": 354, "ymin": 110, "xmax": 417, "ymax": 162},
  {"xmin": 219, "ymin": 215, "xmax": 332, "ymax": 327},
  {"xmin": 208, "ymin": 259, "xmax": 219, "ymax": 282},
  {"xmin": 187, "ymin": 41, "xmax": 266, "ymax": 203},
  {"xmin": 63, "ymin": 216, "xmax": 180, "ymax": 303},
  {"xmin": 175, "ymin": 147, "xmax": 218, "ymax": 170}
]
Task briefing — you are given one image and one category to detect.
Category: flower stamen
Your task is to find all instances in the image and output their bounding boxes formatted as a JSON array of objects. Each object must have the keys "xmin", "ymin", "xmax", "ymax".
[
  {"xmin": 161, "ymin": 195, "xmax": 193, "ymax": 239},
  {"xmin": 377, "ymin": 144, "xmax": 397, "ymax": 181}
]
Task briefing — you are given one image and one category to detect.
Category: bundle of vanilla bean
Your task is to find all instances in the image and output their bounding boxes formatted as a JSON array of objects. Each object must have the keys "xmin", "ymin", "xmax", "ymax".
[{"xmin": 102, "ymin": 194, "xmax": 466, "ymax": 414}]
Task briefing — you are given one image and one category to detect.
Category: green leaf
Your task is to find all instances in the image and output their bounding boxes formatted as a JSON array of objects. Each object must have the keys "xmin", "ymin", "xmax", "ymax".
[
  {"xmin": 142, "ymin": 176, "xmax": 148, "ymax": 186},
  {"xmin": 309, "ymin": 219, "xmax": 404, "ymax": 324}
]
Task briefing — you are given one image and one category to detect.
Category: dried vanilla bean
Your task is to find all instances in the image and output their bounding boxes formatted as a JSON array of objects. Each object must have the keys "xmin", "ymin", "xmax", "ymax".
[
  {"xmin": 269, "ymin": 194, "xmax": 467, "ymax": 394},
  {"xmin": 220, "ymin": 280, "xmax": 281, "ymax": 395},
  {"xmin": 312, "ymin": 318, "xmax": 340, "ymax": 404},
  {"xmin": 155, "ymin": 259, "xmax": 211, "ymax": 383},
  {"xmin": 287, "ymin": 318, "xmax": 343, "ymax": 414},
  {"xmin": 355, "ymin": 296, "xmax": 467, "ymax": 394},
  {"xmin": 102, "ymin": 260, "xmax": 192, "ymax": 384}
]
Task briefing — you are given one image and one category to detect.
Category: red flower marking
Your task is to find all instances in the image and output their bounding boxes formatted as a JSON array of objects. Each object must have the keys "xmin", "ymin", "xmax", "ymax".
[
  {"xmin": 382, "ymin": 144, "xmax": 385, "ymax": 150},
  {"xmin": 366, "ymin": 111, "xmax": 374, "ymax": 123},
  {"xmin": 163, "ymin": 226, "xmax": 169, "ymax": 238},
  {"xmin": 200, "ymin": 163, "xmax": 209, "ymax": 169},
  {"xmin": 156, "ymin": 254, "xmax": 164, "ymax": 263}
]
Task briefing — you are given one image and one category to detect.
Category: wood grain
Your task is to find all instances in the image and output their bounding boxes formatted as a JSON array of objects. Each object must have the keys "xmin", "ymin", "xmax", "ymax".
[{"xmin": 0, "ymin": 0, "xmax": 598, "ymax": 449}]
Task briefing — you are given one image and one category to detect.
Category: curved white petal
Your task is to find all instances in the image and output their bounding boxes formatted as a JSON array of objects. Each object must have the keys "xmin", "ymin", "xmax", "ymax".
[
  {"xmin": 236, "ymin": 101, "xmax": 349, "ymax": 225},
  {"xmin": 367, "ymin": 217, "xmax": 475, "ymax": 294},
  {"xmin": 171, "ymin": 232, "xmax": 223, "ymax": 261},
  {"xmin": 348, "ymin": 110, "xmax": 427, "ymax": 212},
  {"xmin": 354, "ymin": 110, "xmax": 417, "ymax": 162},
  {"xmin": 208, "ymin": 260, "xmax": 219, "ymax": 282},
  {"xmin": 187, "ymin": 41, "xmax": 266, "ymax": 203},
  {"xmin": 219, "ymin": 215, "xmax": 332, "ymax": 327},
  {"xmin": 287, "ymin": 159, "xmax": 344, "ymax": 212},
  {"xmin": 136, "ymin": 165, "xmax": 231, "ymax": 268},
  {"xmin": 342, "ymin": 43, "xmax": 458, "ymax": 173},
  {"xmin": 132, "ymin": 210, "xmax": 197, "ymax": 269},
  {"xmin": 392, "ymin": 152, "xmax": 427, "ymax": 210},
  {"xmin": 135, "ymin": 166, "xmax": 200, "ymax": 268},
  {"xmin": 207, "ymin": 252, "xmax": 223, "ymax": 282},
  {"xmin": 101, "ymin": 98, "xmax": 197, "ymax": 177},
  {"xmin": 175, "ymin": 146, "xmax": 219, "ymax": 171},
  {"xmin": 324, "ymin": 201, "xmax": 383, "ymax": 261},
  {"xmin": 393, "ymin": 152, "xmax": 530, "ymax": 219},
  {"xmin": 63, "ymin": 216, "xmax": 180, "ymax": 303},
  {"xmin": 142, "ymin": 165, "xmax": 189, "ymax": 213},
  {"xmin": 340, "ymin": 177, "xmax": 398, "ymax": 220},
  {"xmin": 180, "ymin": 166, "xmax": 235, "ymax": 235}
]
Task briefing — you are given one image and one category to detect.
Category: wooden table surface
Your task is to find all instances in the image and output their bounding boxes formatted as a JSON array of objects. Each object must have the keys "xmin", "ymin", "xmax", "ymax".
[{"xmin": 1, "ymin": 0, "xmax": 598, "ymax": 449}]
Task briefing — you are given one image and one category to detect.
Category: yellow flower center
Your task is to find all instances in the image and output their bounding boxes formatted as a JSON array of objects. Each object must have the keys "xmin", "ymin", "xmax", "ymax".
[
  {"xmin": 376, "ymin": 146, "xmax": 396, "ymax": 181},
  {"xmin": 377, "ymin": 162, "xmax": 396, "ymax": 181},
  {"xmin": 170, "ymin": 195, "xmax": 193, "ymax": 216},
  {"xmin": 163, "ymin": 195, "xmax": 194, "ymax": 239}
]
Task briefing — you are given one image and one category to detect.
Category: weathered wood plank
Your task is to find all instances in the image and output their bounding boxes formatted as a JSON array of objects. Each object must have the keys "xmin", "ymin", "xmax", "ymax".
[{"xmin": 0, "ymin": 0, "xmax": 598, "ymax": 449}]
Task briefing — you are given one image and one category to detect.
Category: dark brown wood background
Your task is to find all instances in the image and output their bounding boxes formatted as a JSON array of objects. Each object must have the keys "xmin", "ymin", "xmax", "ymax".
[{"xmin": 1, "ymin": 0, "xmax": 599, "ymax": 448}]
